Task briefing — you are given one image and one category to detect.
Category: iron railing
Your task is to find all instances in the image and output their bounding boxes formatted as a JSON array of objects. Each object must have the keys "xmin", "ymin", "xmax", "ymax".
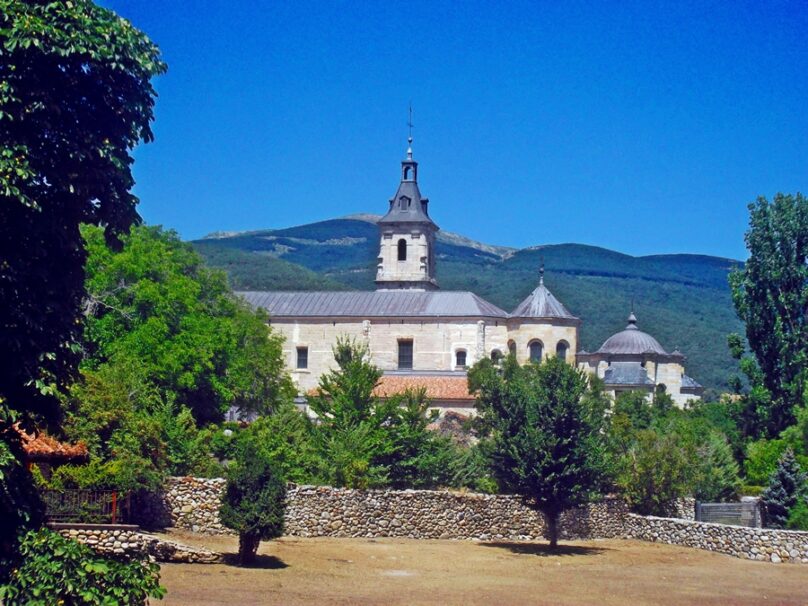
[{"xmin": 41, "ymin": 489, "xmax": 131, "ymax": 525}]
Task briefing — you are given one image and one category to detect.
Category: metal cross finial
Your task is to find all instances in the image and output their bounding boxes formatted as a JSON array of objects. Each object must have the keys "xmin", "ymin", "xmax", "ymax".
[{"xmin": 539, "ymin": 257, "xmax": 545, "ymax": 285}]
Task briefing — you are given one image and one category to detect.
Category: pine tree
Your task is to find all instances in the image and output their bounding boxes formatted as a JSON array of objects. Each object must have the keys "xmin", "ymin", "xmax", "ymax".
[{"xmin": 762, "ymin": 448, "xmax": 807, "ymax": 528}]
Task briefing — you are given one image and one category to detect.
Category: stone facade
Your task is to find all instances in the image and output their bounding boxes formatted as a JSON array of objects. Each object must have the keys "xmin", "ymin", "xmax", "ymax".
[
  {"xmin": 144, "ymin": 477, "xmax": 808, "ymax": 564},
  {"xmin": 54, "ymin": 524, "xmax": 221, "ymax": 563}
]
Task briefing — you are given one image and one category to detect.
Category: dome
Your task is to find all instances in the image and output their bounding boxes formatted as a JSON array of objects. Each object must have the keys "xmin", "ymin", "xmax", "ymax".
[
  {"xmin": 509, "ymin": 270, "xmax": 577, "ymax": 320},
  {"xmin": 596, "ymin": 312, "xmax": 669, "ymax": 355}
]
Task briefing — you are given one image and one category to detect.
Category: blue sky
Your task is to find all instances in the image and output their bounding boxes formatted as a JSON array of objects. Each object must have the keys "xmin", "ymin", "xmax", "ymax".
[{"xmin": 103, "ymin": 1, "xmax": 807, "ymax": 259}]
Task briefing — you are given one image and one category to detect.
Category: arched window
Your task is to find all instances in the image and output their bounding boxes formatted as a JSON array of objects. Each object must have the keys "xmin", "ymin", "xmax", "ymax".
[
  {"xmin": 556, "ymin": 340, "xmax": 569, "ymax": 361},
  {"xmin": 397, "ymin": 239, "xmax": 407, "ymax": 261},
  {"xmin": 455, "ymin": 350, "xmax": 467, "ymax": 368},
  {"xmin": 491, "ymin": 349, "xmax": 503, "ymax": 362},
  {"xmin": 529, "ymin": 340, "xmax": 543, "ymax": 362},
  {"xmin": 507, "ymin": 340, "xmax": 516, "ymax": 356},
  {"xmin": 404, "ymin": 166, "xmax": 412, "ymax": 180}
]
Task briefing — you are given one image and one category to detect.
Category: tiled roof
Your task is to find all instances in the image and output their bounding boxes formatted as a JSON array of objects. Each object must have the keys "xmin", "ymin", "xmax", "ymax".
[
  {"xmin": 602, "ymin": 362, "xmax": 655, "ymax": 386},
  {"xmin": 239, "ymin": 290, "xmax": 508, "ymax": 319},
  {"xmin": 374, "ymin": 374, "xmax": 474, "ymax": 401},
  {"xmin": 19, "ymin": 428, "xmax": 89, "ymax": 462},
  {"xmin": 597, "ymin": 313, "xmax": 669, "ymax": 355}
]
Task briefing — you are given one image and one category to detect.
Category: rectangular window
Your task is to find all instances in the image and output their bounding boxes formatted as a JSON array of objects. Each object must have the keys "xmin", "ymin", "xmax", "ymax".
[
  {"xmin": 398, "ymin": 339, "xmax": 413, "ymax": 370},
  {"xmin": 296, "ymin": 346, "xmax": 308, "ymax": 370}
]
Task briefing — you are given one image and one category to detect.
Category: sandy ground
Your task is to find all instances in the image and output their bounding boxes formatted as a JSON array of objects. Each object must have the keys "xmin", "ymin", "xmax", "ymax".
[{"xmin": 154, "ymin": 529, "xmax": 808, "ymax": 606}]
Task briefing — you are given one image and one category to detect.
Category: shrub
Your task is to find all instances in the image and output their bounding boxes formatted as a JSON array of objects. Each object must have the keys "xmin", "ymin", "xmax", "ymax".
[
  {"xmin": 220, "ymin": 445, "xmax": 286, "ymax": 565},
  {"xmin": 787, "ymin": 498, "xmax": 808, "ymax": 531},
  {"xmin": 0, "ymin": 528, "xmax": 164, "ymax": 605},
  {"xmin": 745, "ymin": 439, "xmax": 789, "ymax": 486}
]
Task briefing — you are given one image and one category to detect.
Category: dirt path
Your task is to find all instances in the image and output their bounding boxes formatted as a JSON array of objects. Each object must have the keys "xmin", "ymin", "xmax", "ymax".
[{"xmin": 155, "ymin": 530, "xmax": 808, "ymax": 605}]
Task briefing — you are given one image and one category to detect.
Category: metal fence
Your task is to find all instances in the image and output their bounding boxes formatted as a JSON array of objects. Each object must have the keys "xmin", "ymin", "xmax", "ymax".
[
  {"xmin": 695, "ymin": 500, "xmax": 761, "ymax": 528},
  {"xmin": 41, "ymin": 489, "xmax": 131, "ymax": 525}
]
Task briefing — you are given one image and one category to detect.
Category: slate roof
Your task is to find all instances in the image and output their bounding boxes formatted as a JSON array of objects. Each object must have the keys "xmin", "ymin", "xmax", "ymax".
[
  {"xmin": 597, "ymin": 313, "xmax": 669, "ymax": 355},
  {"xmin": 681, "ymin": 375, "xmax": 704, "ymax": 392},
  {"xmin": 238, "ymin": 290, "xmax": 508, "ymax": 319},
  {"xmin": 510, "ymin": 282, "xmax": 578, "ymax": 320},
  {"xmin": 602, "ymin": 362, "xmax": 655, "ymax": 386}
]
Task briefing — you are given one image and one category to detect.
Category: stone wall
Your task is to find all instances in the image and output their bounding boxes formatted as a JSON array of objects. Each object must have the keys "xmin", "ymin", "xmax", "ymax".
[
  {"xmin": 143, "ymin": 477, "xmax": 808, "ymax": 564},
  {"xmin": 54, "ymin": 524, "xmax": 221, "ymax": 563},
  {"xmin": 137, "ymin": 476, "xmax": 228, "ymax": 534},
  {"xmin": 624, "ymin": 514, "xmax": 808, "ymax": 563}
]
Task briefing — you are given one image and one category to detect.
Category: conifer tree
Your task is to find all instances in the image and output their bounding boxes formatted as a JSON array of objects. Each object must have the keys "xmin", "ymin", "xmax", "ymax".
[{"xmin": 762, "ymin": 448, "xmax": 807, "ymax": 529}]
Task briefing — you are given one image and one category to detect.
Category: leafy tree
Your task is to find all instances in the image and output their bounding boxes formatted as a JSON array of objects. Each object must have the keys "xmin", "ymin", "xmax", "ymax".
[
  {"xmin": 469, "ymin": 355, "xmax": 604, "ymax": 549},
  {"xmin": 692, "ymin": 431, "xmax": 741, "ymax": 502},
  {"xmin": 744, "ymin": 439, "xmax": 790, "ymax": 486},
  {"xmin": 616, "ymin": 429, "xmax": 694, "ymax": 515},
  {"xmin": 0, "ymin": 528, "xmax": 164, "ymax": 605},
  {"xmin": 220, "ymin": 443, "xmax": 286, "ymax": 566},
  {"xmin": 613, "ymin": 390, "xmax": 653, "ymax": 431},
  {"xmin": 762, "ymin": 448, "xmax": 807, "ymax": 529},
  {"xmin": 382, "ymin": 388, "xmax": 458, "ymax": 489},
  {"xmin": 0, "ymin": 0, "xmax": 163, "ymax": 570},
  {"xmin": 82, "ymin": 225, "xmax": 294, "ymax": 424},
  {"xmin": 729, "ymin": 193, "xmax": 808, "ymax": 436}
]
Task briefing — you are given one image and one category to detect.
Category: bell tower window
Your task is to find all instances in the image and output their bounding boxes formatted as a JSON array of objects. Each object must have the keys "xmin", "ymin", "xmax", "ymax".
[{"xmin": 397, "ymin": 239, "xmax": 407, "ymax": 261}]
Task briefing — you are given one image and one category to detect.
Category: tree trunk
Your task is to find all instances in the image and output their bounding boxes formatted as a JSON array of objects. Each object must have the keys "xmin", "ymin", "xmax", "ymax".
[
  {"xmin": 546, "ymin": 511, "xmax": 559, "ymax": 550},
  {"xmin": 238, "ymin": 532, "xmax": 261, "ymax": 565}
]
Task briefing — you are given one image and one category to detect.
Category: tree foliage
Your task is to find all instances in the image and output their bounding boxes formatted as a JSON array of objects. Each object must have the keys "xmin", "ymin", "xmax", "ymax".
[
  {"xmin": 729, "ymin": 193, "xmax": 808, "ymax": 436},
  {"xmin": 0, "ymin": 0, "xmax": 165, "ymax": 425},
  {"xmin": 81, "ymin": 225, "xmax": 294, "ymax": 424},
  {"xmin": 0, "ymin": 528, "xmax": 164, "ymax": 605},
  {"xmin": 0, "ymin": 0, "xmax": 163, "ymax": 577},
  {"xmin": 469, "ymin": 355, "xmax": 604, "ymax": 549},
  {"xmin": 220, "ymin": 440, "xmax": 286, "ymax": 566}
]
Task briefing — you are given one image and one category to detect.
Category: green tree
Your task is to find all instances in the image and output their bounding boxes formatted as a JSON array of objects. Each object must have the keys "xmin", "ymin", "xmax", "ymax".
[
  {"xmin": 729, "ymin": 193, "xmax": 808, "ymax": 436},
  {"xmin": 82, "ymin": 225, "xmax": 294, "ymax": 423},
  {"xmin": 220, "ymin": 443, "xmax": 286, "ymax": 566},
  {"xmin": 762, "ymin": 448, "xmax": 807, "ymax": 529},
  {"xmin": 616, "ymin": 429, "xmax": 694, "ymax": 515},
  {"xmin": 383, "ymin": 388, "xmax": 458, "ymax": 489},
  {"xmin": 469, "ymin": 356, "xmax": 604, "ymax": 549},
  {"xmin": 0, "ymin": 0, "xmax": 164, "ymax": 572},
  {"xmin": 308, "ymin": 338, "xmax": 395, "ymax": 488}
]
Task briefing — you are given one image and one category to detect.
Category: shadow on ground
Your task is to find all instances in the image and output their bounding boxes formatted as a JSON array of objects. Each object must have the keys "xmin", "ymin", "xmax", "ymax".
[
  {"xmin": 222, "ymin": 553, "xmax": 289, "ymax": 569},
  {"xmin": 481, "ymin": 542, "xmax": 607, "ymax": 557}
]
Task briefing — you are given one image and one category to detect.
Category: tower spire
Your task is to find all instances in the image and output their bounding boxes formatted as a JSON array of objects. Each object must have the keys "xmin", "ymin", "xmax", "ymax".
[
  {"xmin": 539, "ymin": 258, "xmax": 545, "ymax": 285},
  {"xmin": 406, "ymin": 103, "xmax": 414, "ymax": 159}
]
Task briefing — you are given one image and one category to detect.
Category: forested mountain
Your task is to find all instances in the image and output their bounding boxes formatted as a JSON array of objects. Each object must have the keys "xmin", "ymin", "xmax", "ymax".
[{"xmin": 192, "ymin": 216, "xmax": 743, "ymax": 395}]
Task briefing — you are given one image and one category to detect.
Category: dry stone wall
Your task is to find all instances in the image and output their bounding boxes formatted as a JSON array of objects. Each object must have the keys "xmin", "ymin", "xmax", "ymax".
[
  {"xmin": 624, "ymin": 514, "xmax": 808, "ymax": 564},
  {"xmin": 144, "ymin": 477, "xmax": 808, "ymax": 564},
  {"xmin": 54, "ymin": 524, "xmax": 221, "ymax": 563}
]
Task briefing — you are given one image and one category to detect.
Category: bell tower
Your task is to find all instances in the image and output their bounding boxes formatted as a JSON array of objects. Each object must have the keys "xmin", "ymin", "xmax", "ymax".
[{"xmin": 375, "ymin": 133, "xmax": 439, "ymax": 291}]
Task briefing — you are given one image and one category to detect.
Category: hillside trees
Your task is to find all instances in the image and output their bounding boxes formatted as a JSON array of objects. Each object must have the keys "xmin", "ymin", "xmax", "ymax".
[
  {"xmin": 469, "ymin": 356, "xmax": 604, "ymax": 549},
  {"xmin": 0, "ymin": 0, "xmax": 164, "ymax": 578},
  {"xmin": 729, "ymin": 193, "xmax": 808, "ymax": 436}
]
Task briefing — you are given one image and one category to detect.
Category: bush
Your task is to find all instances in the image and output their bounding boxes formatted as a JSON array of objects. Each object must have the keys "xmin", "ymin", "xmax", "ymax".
[
  {"xmin": 0, "ymin": 528, "xmax": 164, "ymax": 605},
  {"xmin": 220, "ymin": 444, "xmax": 286, "ymax": 565},
  {"xmin": 762, "ymin": 448, "xmax": 807, "ymax": 529},
  {"xmin": 739, "ymin": 484, "xmax": 765, "ymax": 497},
  {"xmin": 787, "ymin": 498, "xmax": 808, "ymax": 531},
  {"xmin": 745, "ymin": 439, "xmax": 789, "ymax": 486}
]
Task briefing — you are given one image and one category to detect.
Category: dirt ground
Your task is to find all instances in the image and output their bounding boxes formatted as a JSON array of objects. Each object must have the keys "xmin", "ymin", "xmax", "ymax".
[{"xmin": 155, "ymin": 529, "xmax": 808, "ymax": 606}]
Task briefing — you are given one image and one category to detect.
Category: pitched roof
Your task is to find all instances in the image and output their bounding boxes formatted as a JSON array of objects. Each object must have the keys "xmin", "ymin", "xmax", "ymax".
[
  {"xmin": 681, "ymin": 374, "xmax": 704, "ymax": 392},
  {"xmin": 510, "ymin": 282, "xmax": 578, "ymax": 320},
  {"xmin": 238, "ymin": 290, "xmax": 508, "ymax": 319},
  {"xmin": 374, "ymin": 373, "xmax": 474, "ymax": 401},
  {"xmin": 19, "ymin": 428, "xmax": 89, "ymax": 462},
  {"xmin": 602, "ymin": 361, "xmax": 655, "ymax": 386}
]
